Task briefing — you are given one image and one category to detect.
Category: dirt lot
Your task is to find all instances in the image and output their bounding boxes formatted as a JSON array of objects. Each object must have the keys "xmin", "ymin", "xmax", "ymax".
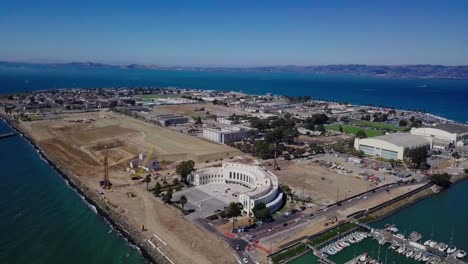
[
  {"xmin": 264, "ymin": 159, "xmax": 369, "ymax": 205},
  {"xmin": 153, "ymin": 103, "xmax": 246, "ymax": 118},
  {"xmin": 298, "ymin": 134, "xmax": 352, "ymax": 145},
  {"xmin": 17, "ymin": 110, "xmax": 241, "ymax": 264}
]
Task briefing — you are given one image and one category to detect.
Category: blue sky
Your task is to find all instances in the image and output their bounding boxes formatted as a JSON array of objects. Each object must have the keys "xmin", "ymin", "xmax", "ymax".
[{"xmin": 1, "ymin": 0, "xmax": 467, "ymax": 66}]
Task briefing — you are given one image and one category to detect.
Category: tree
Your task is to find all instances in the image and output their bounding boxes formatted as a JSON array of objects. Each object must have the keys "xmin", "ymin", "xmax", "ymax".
[
  {"xmin": 195, "ymin": 116, "xmax": 203, "ymax": 125},
  {"xmin": 399, "ymin": 119, "xmax": 408, "ymax": 127},
  {"xmin": 252, "ymin": 203, "xmax": 271, "ymax": 220},
  {"xmin": 405, "ymin": 147, "xmax": 428, "ymax": 168},
  {"xmin": 172, "ymin": 178, "xmax": 179, "ymax": 186},
  {"xmin": 339, "ymin": 125, "xmax": 344, "ymax": 133},
  {"xmin": 355, "ymin": 130, "xmax": 367, "ymax": 139},
  {"xmin": 144, "ymin": 174, "xmax": 152, "ymax": 191},
  {"xmin": 163, "ymin": 187, "xmax": 173, "ymax": 203},
  {"xmin": 452, "ymin": 152, "xmax": 460, "ymax": 160},
  {"xmin": 153, "ymin": 182, "xmax": 162, "ymax": 197},
  {"xmin": 179, "ymin": 195, "xmax": 188, "ymax": 210},
  {"xmin": 284, "ymin": 153, "xmax": 291, "ymax": 160},
  {"xmin": 361, "ymin": 114, "xmax": 371, "ymax": 121},
  {"xmin": 225, "ymin": 202, "xmax": 243, "ymax": 218},
  {"xmin": 430, "ymin": 173, "xmax": 452, "ymax": 189},
  {"xmin": 176, "ymin": 160, "xmax": 195, "ymax": 184}
]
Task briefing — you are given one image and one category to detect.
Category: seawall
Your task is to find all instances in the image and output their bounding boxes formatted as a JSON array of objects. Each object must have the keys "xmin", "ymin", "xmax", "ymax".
[{"xmin": 0, "ymin": 113, "xmax": 167, "ymax": 264}]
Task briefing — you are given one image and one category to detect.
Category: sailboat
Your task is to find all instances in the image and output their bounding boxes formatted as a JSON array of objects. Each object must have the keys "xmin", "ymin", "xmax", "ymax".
[{"xmin": 447, "ymin": 229, "xmax": 457, "ymax": 254}]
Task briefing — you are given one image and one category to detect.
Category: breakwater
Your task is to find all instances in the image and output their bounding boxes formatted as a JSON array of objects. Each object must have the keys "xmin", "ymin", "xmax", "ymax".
[{"xmin": 0, "ymin": 114, "xmax": 166, "ymax": 264}]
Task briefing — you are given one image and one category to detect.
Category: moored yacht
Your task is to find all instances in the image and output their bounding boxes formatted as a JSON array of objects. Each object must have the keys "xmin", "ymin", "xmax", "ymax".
[
  {"xmin": 456, "ymin": 250, "xmax": 466, "ymax": 259},
  {"xmin": 447, "ymin": 246, "xmax": 457, "ymax": 254}
]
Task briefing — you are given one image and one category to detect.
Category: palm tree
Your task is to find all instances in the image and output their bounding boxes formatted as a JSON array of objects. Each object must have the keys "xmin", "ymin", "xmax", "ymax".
[
  {"xmin": 179, "ymin": 195, "xmax": 188, "ymax": 210},
  {"xmin": 145, "ymin": 174, "xmax": 152, "ymax": 191}
]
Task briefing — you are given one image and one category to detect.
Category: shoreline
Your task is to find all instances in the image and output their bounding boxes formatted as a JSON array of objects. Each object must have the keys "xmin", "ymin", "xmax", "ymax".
[{"xmin": 0, "ymin": 114, "xmax": 167, "ymax": 264}]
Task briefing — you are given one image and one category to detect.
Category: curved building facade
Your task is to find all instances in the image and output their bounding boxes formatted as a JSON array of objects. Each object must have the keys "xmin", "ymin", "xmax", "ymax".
[{"xmin": 188, "ymin": 162, "xmax": 283, "ymax": 215}]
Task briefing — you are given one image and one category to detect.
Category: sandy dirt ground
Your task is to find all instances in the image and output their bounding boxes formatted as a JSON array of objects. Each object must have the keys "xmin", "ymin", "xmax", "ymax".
[
  {"xmin": 17, "ymin": 110, "xmax": 240, "ymax": 264},
  {"xmin": 265, "ymin": 159, "xmax": 370, "ymax": 205},
  {"xmin": 153, "ymin": 104, "xmax": 246, "ymax": 118},
  {"xmin": 298, "ymin": 134, "xmax": 352, "ymax": 145}
]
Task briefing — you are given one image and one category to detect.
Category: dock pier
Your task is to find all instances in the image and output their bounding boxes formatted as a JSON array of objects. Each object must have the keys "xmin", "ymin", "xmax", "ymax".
[{"xmin": 0, "ymin": 132, "xmax": 16, "ymax": 139}]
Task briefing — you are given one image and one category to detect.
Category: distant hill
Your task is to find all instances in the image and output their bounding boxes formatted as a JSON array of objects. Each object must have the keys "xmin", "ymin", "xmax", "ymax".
[{"xmin": 1, "ymin": 61, "xmax": 467, "ymax": 79}]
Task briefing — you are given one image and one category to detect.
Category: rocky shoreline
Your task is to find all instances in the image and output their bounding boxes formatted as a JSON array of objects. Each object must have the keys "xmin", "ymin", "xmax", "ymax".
[{"xmin": 0, "ymin": 113, "xmax": 167, "ymax": 264}]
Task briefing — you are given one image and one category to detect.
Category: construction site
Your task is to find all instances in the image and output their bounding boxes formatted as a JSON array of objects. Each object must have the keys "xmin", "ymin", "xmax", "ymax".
[{"xmin": 13, "ymin": 109, "xmax": 244, "ymax": 264}]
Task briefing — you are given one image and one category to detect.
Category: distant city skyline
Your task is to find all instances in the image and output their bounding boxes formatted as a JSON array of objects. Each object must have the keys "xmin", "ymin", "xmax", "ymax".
[{"xmin": 1, "ymin": 0, "xmax": 467, "ymax": 66}]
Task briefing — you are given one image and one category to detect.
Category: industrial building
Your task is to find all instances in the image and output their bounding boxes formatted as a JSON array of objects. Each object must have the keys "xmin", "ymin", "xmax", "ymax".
[
  {"xmin": 145, "ymin": 114, "xmax": 189, "ymax": 126},
  {"xmin": 188, "ymin": 162, "xmax": 283, "ymax": 215},
  {"xmin": 202, "ymin": 126, "xmax": 257, "ymax": 144},
  {"xmin": 411, "ymin": 124, "xmax": 468, "ymax": 148},
  {"xmin": 354, "ymin": 133, "xmax": 431, "ymax": 160}
]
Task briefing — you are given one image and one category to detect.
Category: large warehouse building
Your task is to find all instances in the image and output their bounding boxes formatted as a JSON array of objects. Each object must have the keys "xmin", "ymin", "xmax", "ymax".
[
  {"xmin": 202, "ymin": 126, "xmax": 257, "ymax": 144},
  {"xmin": 188, "ymin": 162, "xmax": 283, "ymax": 215},
  {"xmin": 411, "ymin": 124, "xmax": 468, "ymax": 148},
  {"xmin": 354, "ymin": 133, "xmax": 431, "ymax": 160}
]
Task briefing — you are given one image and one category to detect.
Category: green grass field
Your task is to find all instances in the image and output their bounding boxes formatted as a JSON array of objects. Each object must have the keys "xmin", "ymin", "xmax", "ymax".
[
  {"xmin": 353, "ymin": 120, "xmax": 407, "ymax": 132},
  {"xmin": 326, "ymin": 124, "xmax": 383, "ymax": 137}
]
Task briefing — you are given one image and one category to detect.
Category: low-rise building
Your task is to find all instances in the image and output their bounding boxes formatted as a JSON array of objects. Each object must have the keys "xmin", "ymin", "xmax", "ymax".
[
  {"xmin": 411, "ymin": 123, "xmax": 468, "ymax": 148},
  {"xmin": 354, "ymin": 133, "xmax": 431, "ymax": 160},
  {"xmin": 202, "ymin": 126, "xmax": 257, "ymax": 144}
]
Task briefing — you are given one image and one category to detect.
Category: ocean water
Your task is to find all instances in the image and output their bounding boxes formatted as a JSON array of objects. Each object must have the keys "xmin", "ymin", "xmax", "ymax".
[
  {"xmin": 0, "ymin": 120, "xmax": 145, "ymax": 264},
  {"xmin": 0, "ymin": 64, "xmax": 467, "ymax": 122},
  {"xmin": 0, "ymin": 65, "xmax": 467, "ymax": 264}
]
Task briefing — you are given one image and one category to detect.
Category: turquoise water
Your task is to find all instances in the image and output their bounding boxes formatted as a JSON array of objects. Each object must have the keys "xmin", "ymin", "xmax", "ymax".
[
  {"xmin": 0, "ymin": 64, "xmax": 467, "ymax": 122},
  {"xmin": 291, "ymin": 181, "xmax": 468, "ymax": 263},
  {"xmin": 0, "ymin": 120, "xmax": 146, "ymax": 263}
]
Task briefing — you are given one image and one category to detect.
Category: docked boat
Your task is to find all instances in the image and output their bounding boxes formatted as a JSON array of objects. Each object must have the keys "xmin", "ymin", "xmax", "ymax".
[
  {"xmin": 437, "ymin": 243, "xmax": 448, "ymax": 252},
  {"xmin": 428, "ymin": 241, "xmax": 437, "ymax": 247},
  {"xmin": 457, "ymin": 250, "xmax": 466, "ymax": 259},
  {"xmin": 424, "ymin": 240, "xmax": 432, "ymax": 246},
  {"xmin": 397, "ymin": 245, "xmax": 406, "ymax": 254},
  {"xmin": 414, "ymin": 252, "xmax": 423, "ymax": 261},
  {"xmin": 421, "ymin": 253, "xmax": 430, "ymax": 262},
  {"xmin": 358, "ymin": 253, "xmax": 370, "ymax": 262},
  {"xmin": 447, "ymin": 246, "xmax": 457, "ymax": 254},
  {"xmin": 406, "ymin": 250, "xmax": 415, "ymax": 258}
]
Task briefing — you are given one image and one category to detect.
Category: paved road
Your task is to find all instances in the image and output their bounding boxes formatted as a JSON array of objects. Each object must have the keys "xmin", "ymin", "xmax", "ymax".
[{"xmin": 239, "ymin": 180, "xmax": 429, "ymax": 242}]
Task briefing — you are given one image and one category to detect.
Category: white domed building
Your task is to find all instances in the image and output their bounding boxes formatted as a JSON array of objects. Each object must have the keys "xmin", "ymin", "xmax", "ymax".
[{"xmin": 188, "ymin": 162, "xmax": 284, "ymax": 215}]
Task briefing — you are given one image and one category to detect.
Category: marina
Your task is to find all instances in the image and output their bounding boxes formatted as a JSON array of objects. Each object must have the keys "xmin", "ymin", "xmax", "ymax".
[{"xmin": 309, "ymin": 223, "xmax": 467, "ymax": 264}]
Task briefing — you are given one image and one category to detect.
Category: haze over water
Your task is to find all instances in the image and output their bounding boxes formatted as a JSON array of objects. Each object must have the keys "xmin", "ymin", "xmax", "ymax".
[{"xmin": 0, "ymin": 65, "xmax": 467, "ymax": 263}]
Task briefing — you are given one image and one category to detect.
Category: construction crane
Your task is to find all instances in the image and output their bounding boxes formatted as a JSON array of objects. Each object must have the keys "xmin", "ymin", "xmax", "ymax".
[{"xmin": 102, "ymin": 146, "xmax": 112, "ymax": 189}]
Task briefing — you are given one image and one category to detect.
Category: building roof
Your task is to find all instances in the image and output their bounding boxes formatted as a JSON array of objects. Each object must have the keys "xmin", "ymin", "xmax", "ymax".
[
  {"xmin": 433, "ymin": 123, "xmax": 468, "ymax": 134},
  {"xmin": 371, "ymin": 133, "xmax": 430, "ymax": 148}
]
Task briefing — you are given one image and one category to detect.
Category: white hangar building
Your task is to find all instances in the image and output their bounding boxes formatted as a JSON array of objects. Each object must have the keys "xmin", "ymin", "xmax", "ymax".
[
  {"xmin": 411, "ymin": 124, "xmax": 468, "ymax": 148},
  {"xmin": 354, "ymin": 133, "xmax": 431, "ymax": 160}
]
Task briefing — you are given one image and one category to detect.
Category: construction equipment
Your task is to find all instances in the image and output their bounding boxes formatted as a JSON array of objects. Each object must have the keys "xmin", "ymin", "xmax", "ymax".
[
  {"xmin": 101, "ymin": 146, "xmax": 112, "ymax": 189},
  {"xmin": 132, "ymin": 146, "xmax": 155, "ymax": 178}
]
